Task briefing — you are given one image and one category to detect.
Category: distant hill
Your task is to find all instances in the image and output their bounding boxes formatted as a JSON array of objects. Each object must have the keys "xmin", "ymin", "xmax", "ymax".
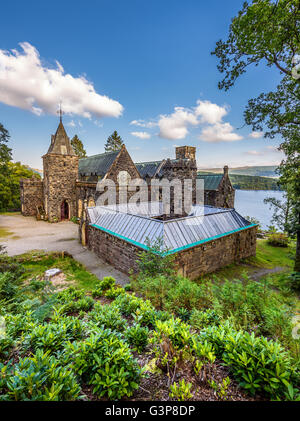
[
  {"xmin": 199, "ymin": 165, "xmax": 279, "ymax": 178},
  {"xmin": 197, "ymin": 171, "xmax": 282, "ymax": 191}
]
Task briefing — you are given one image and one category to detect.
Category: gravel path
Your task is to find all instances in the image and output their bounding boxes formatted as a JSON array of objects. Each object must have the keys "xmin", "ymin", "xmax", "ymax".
[{"xmin": 0, "ymin": 214, "xmax": 129, "ymax": 285}]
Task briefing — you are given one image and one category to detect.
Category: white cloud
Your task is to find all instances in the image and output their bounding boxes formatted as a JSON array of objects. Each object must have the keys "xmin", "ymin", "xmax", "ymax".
[
  {"xmin": 158, "ymin": 107, "xmax": 198, "ymax": 140},
  {"xmin": 0, "ymin": 42, "xmax": 124, "ymax": 118},
  {"xmin": 156, "ymin": 100, "xmax": 241, "ymax": 142},
  {"xmin": 131, "ymin": 131, "xmax": 151, "ymax": 139},
  {"xmin": 200, "ymin": 122, "xmax": 243, "ymax": 142},
  {"xmin": 249, "ymin": 131, "xmax": 264, "ymax": 139},
  {"xmin": 195, "ymin": 100, "xmax": 228, "ymax": 124},
  {"xmin": 245, "ymin": 150, "xmax": 263, "ymax": 156},
  {"xmin": 130, "ymin": 119, "xmax": 157, "ymax": 128},
  {"xmin": 66, "ymin": 120, "xmax": 76, "ymax": 127}
]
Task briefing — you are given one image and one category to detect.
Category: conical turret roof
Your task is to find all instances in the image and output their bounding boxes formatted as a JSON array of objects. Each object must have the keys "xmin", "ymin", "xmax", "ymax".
[{"xmin": 46, "ymin": 120, "xmax": 76, "ymax": 156}]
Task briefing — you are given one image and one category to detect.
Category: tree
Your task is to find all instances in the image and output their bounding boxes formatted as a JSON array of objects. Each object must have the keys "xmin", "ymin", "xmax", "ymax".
[
  {"xmin": 264, "ymin": 194, "xmax": 291, "ymax": 232},
  {"xmin": 0, "ymin": 161, "xmax": 40, "ymax": 211},
  {"xmin": 71, "ymin": 135, "xmax": 86, "ymax": 158},
  {"xmin": 212, "ymin": 0, "xmax": 300, "ymax": 273},
  {"xmin": 104, "ymin": 131, "xmax": 124, "ymax": 152},
  {"xmin": 0, "ymin": 123, "xmax": 12, "ymax": 164}
]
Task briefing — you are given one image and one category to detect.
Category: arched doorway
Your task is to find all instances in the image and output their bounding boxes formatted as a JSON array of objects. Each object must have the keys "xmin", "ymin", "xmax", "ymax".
[{"xmin": 61, "ymin": 200, "xmax": 69, "ymax": 220}]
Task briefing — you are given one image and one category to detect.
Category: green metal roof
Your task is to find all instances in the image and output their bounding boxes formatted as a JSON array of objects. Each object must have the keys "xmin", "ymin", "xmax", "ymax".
[
  {"xmin": 78, "ymin": 151, "xmax": 119, "ymax": 176},
  {"xmin": 135, "ymin": 160, "xmax": 164, "ymax": 178},
  {"xmin": 196, "ymin": 174, "xmax": 223, "ymax": 190}
]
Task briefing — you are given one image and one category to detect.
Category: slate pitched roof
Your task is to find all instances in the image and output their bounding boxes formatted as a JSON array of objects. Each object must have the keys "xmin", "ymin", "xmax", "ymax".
[
  {"xmin": 78, "ymin": 151, "xmax": 120, "ymax": 177},
  {"xmin": 197, "ymin": 174, "xmax": 224, "ymax": 190},
  {"xmin": 135, "ymin": 160, "xmax": 165, "ymax": 178}
]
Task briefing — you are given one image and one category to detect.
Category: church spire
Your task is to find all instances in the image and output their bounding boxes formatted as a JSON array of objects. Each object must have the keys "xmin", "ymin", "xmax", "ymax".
[{"xmin": 45, "ymin": 104, "xmax": 76, "ymax": 156}]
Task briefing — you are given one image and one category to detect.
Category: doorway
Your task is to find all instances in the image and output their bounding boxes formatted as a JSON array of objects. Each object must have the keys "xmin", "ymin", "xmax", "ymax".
[{"xmin": 61, "ymin": 200, "xmax": 69, "ymax": 220}]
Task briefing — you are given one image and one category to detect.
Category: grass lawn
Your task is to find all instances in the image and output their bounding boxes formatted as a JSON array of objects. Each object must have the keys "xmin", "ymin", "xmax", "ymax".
[
  {"xmin": 17, "ymin": 251, "xmax": 100, "ymax": 292},
  {"xmin": 200, "ymin": 239, "xmax": 295, "ymax": 283}
]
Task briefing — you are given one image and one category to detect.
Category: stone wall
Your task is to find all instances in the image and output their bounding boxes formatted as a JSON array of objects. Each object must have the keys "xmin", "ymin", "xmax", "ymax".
[
  {"xmin": 204, "ymin": 175, "xmax": 235, "ymax": 209},
  {"xmin": 20, "ymin": 178, "xmax": 43, "ymax": 216},
  {"xmin": 86, "ymin": 223, "xmax": 256, "ymax": 278},
  {"xmin": 43, "ymin": 154, "xmax": 79, "ymax": 222},
  {"xmin": 87, "ymin": 225, "xmax": 140, "ymax": 273},
  {"xmin": 175, "ymin": 225, "xmax": 257, "ymax": 279}
]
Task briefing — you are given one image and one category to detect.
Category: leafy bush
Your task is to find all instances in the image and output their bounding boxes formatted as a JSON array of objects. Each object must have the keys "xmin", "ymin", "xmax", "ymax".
[
  {"xmin": 189, "ymin": 308, "xmax": 220, "ymax": 330},
  {"xmin": 0, "ymin": 350, "xmax": 80, "ymax": 401},
  {"xmin": 24, "ymin": 317, "xmax": 84, "ymax": 353},
  {"xmin": 104, "ymin": 286, "xmax": 125, "ymax": 299},
  {"xmin": 125, "ymin": 324, "xmax": 149, "ymax": 351},
  {"xmin": 55, "ymin": 287, "xmax": 94, "ymax": 314},
  {"xmin": 169, "ymin": 378, "xmax": 193, "ymax": 401},
  {"xmin": 137, "ymin": 237, "xmax": 176, "ymax": 278},
  {"xmin": 200, "ymin": 322, "xmax": 298, "ymax": 399},
  {"xmin": 267, "ymin": 233, "xmax": 289, "ymax": 247},
  {"xmin": 154, "ymin": 318, "xmax": 192, "ymax": 349},
  {"xmin": 92, "ymin": 276, "xmax": 116, "ymax": 297},
  {"xmin": 0, "ymin": 272, "xmax": 20, "ymax": 301},
  {"xmin": 87, "ymin": 303, "xmax": 127, "ymax": 332},
  {"xmin": 63, "ymin": 329, "xmax": 142, "ymax": 399},
  {"xmin": 113, "ymin": 293, "xmax": 143, "ymax": 316}
]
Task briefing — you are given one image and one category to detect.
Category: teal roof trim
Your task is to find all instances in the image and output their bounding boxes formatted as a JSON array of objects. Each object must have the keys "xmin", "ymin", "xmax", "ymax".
[{"xmin": 90, "ymin": 222, "xmax": 257, "ymax": 255}]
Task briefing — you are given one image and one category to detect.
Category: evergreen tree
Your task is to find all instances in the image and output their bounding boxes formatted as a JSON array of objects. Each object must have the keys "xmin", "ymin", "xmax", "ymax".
[
  {"xmin": 71, "ymin": 135, "xmax": 87, "ymax": 158},
  {"xmin": 104, "ymin": 131, "xmax": 124, "ymax": 152}
]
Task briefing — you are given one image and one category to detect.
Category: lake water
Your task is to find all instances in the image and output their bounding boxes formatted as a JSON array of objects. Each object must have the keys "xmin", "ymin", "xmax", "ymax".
[{"xmin": 234, "ymin": 190, "xmax": 285, "ymax": 230}]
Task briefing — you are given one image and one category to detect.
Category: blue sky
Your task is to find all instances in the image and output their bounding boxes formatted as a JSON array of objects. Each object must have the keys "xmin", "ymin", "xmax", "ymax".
[{"xmin": 0, "ymin": 0, "xmax": 284, "ymax": 169}]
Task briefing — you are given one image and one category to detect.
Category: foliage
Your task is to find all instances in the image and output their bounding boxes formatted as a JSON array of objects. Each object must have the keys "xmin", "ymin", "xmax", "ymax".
[
  {"xmin": 70, "ymin": 135, "xmax": 86, "ymax": 158},
  {"xmin": 0, "ymin": 350, "xmax": 81, "ymax": 401},
  {"xmin": 125, "ymin": 324, "xmax": 149, "ymax": 351},
  {"xmin": 92, "ymin": 276, "xmax": 116, "ymax": 297},
  {"xmin": 169, "ymin": 378, "xmax": 193, "ymax": 401},
  {"xmin": 104, "ymin": 130, "xmax": 124, "ymax": 152},
  {"xmin": 87, "ymin": 303, "xmax": 127, "ymax": 332},
  {"xmin": 200, "ymin": 322, "xmax": 298, "ymax": 399},
  {"xmin": 0, "ymin": 161, "xmax": 41, "ymax": 212},
  {"xmin": 212, "ymin": 0, "xmax": 300, "ymax": 91},
  {"xmin": 212, "ymin": 0, "xmax": 300, "ymax": 272},
  {"xmin": 264, "ymin": 194, "xmax": 291, "ymax": 232},
  {"xmin": 267, "ymin": 233, "xmax": 289, "ymax": 247},
  {"xmin": 0, "ymin": 122, "xmax": 12, "ymax": 164},
  {"xmin": 137, "ymin": 237, "xmax": 176, "ymax": 279},
  {"xmin": 63, "ymin": 330, "xmax": 141, "ymax": 399},
  {"xmin": 189, "ymin": 309, "xmax": 220, "ymax": 330}
]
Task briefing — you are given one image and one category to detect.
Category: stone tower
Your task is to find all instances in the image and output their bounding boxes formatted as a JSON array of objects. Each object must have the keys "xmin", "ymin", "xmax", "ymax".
[
  {"xmin": 42, "ymin": 118, "xmax": 79, "ymax": 222},
  {"xmin": 162, "ymin": 146, "xmax": 197, "ymax": 216}
]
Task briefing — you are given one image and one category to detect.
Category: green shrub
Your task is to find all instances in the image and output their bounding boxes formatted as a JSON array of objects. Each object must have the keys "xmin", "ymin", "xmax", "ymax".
[
  {"xmin": 63, "ymin": 329, "xmax": 142, "ymax": 399},
  {"xmin": 189, "ymin": 309, "xmax": 220, "ymax": 330},
  {"xmin": 0, "ymin": 350, "xmax": 80, "ymax": 401},
  {"xmin": 113, "ymin": 293, "xmax": 143, "ymax": 316},
  {"xmin": 133, "ymin": 300, "xmax": 157, "ymax": 327},
  {"xmin": 154, "ymin": 318, "xmax": 192, "ymax": 349},
  {"xmin": 104, "ymin": 286, "xmax": 125, "ymax": 299},
  {"xmin": 24, "ymin": 317, "xmax": 84, "ymax": 353},
  {"xmin": 92, "ymin": 277, "xmax": 116, "ymax": 297},
  {"xmin": 0, "ymin": 272, "xmax": 19, "ymax": 301},
  {"xmin": 87, "ymin": 303, "xmax": 127, "ymax": 332},
  {"xmin": 167, "ymin": 276, "xmax": 213, "ymax": 311},
  {"xmin": 267, "ymin": 233, "xmax": 289, "ymax": 247},
  {"xmin": 125, "ymin": 324, "xmax": 149, "ymax": 351},
  {"xmin": 200, "ymin": 322, "xmax": 298, "ymax": 399},
  {"xmin": 169, "ymin": 378, "xmax": 193, "ymax": 401}
]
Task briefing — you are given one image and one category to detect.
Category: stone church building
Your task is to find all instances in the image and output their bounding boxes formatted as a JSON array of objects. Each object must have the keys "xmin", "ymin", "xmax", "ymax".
[{"xmin": 20, "ymin": 120, "xmax": 256, "ymax": 278}]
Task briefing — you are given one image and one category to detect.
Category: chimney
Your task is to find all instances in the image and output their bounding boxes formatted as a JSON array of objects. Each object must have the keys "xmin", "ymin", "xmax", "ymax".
[
  {"xmin": 223, "ymin": 165, "xmax": 229, "ymax": 176},
  {"xmin": 176, "ymin": 146, "xmax": 196, "ymax": 161}
]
